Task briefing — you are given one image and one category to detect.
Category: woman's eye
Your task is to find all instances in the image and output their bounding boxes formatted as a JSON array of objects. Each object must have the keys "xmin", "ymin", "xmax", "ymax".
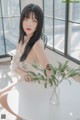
[
  {"xmin": 24, "ymin": 18, "xmax": 28, "ymax": 21},
  {"xmin": 32, "ymin": 19, "xmax": 37, "ymax": 23},
  {"xmin": 24, "ymin": 18, "xmax": 37, "ymax": 23}
]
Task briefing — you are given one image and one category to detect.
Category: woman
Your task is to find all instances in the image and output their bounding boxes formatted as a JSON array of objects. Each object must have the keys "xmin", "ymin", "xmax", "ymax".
[{"xmin": 0, "ymin": 4, "xmax": 51, "ymax": 120}]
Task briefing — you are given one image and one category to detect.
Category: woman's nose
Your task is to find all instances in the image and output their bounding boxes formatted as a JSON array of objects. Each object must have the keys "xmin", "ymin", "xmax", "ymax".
[{"xmin": 27, "ymin": 19, "xmax": 32, "ymax": 26}]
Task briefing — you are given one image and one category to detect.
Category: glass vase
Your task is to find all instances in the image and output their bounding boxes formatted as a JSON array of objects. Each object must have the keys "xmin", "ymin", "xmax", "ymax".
[{"xmin": 49, "ymin": 85, "xmax": 60, "ymax": 105}]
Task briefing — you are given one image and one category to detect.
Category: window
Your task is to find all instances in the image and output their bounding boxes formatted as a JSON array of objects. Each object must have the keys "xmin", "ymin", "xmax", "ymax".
[
  {"xmin": 0, "ymin": 19, "xmax": 5, "ymax": 55},
  {"xmin": 68, "ymin": 3, "xmax": 80, "ymax": 61},
  {"xmin": 0, "ymin": 0, "xmax": 20, "ymax": 56},
  {"xmin": 44, "ymin": 0, "xmax": 53, "ymax": 48},
  {"xmin": 44, "ymin": 0, "xmax": 66, "ymax": 53},
  {"xmin": 0, "ymin": 4, "xmax": 1, "ymax": 17},
  {"xmin": 44, "ymin": 0, "xmax": 80, "ymax": 64},
  {"xmin": 54, "ymin": 20, "xmax": 65, "ymax": 53},
  {"xmin": 1, "ymin": 0, "xmax": 20, "ymax": 17},
  {"xmin": 44, "ymin": 17, "xmax": 53, "ymax": 47}
]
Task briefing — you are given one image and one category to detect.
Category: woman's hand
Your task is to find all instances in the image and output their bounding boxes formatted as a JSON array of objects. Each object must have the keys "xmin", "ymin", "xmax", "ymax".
[
  {"xmin": 21, "ymin": 71, "xmax": 32, "ymax": 82},
  {"xmin": 15, "ymin": 67, "xmax": 32, "ymax": 82},
  {"xmin": 24, "ymin": 74, "xmax": 32, "ymax": 82},
  {"xmin": 45, "ymin": 64, "xmax": 53, "ymax": 78}
]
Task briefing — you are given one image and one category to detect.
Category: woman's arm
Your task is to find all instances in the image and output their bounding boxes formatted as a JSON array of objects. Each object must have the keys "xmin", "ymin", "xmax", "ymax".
[
  {"xmin": 10, "ymin": 43, "xmax": 31, "ymax": 81},
  {"xmin": 15, "ymin": 67, "xmax": 32, "ymax": 81},
  {"xmin": 33, "ymin": 39, "xmax": 52, "ymax": 77},
  {"xmin": 33, "ymin": 40, "xmax": 49, "ymax": 69}
]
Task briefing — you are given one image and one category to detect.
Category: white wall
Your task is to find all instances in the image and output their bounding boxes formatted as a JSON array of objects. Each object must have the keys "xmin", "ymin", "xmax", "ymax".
[
  {"xmin": 21, "ymin": 0, "xmax": 43, "ymax": 10},
  {"xmin": 45, "ymin": 48, "xmax": 79, "ymax": 68}
]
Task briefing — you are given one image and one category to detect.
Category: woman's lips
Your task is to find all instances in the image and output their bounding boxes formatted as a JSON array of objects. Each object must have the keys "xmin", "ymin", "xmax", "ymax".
[{"xmin": 26, "ymin": 28, "xmax": 32, "ymax": 31}]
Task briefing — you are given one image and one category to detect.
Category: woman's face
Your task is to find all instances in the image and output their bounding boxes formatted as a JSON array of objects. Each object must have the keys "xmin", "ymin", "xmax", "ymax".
[{"xmin": 22, "ymin": 12, "xmax": 38, "ymax": 36}]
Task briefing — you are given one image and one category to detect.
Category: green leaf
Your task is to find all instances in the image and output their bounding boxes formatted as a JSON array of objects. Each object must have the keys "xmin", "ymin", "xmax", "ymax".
[
  {"xmin": 57, "ymin": 60, "xmax": 69, "ymax": 73},
  {"xmin": 51, "ymin": 75, "xmax": 57, "ymax": 86},
  {"xmin": 44, "ymin": 69, "xmax": 47, "ymax": 76},
  {"xmin": 27, "ymin": 71, "xmax": 37, "ymax": 76},
  {"xmin": 40, "ymin": 75, "xmax": 46, "ymax": 80},
  {"xmin": 52, "ymin": 67, "xmax": 57, "ymax": 74},
  {"xmin": 32, "ymin": 64, "xmax": 44, "ymax": 72},
  {"xmin": 32, "ymin": 77, "xmax": 39, "ymax": 80},
  {"xmin": 68, "ymin": 69, "xmax": 79, "ymax": 77},
  {"xmin": 32, "ymin": 64, "xmax": 38, "ymax": 69},
  {"xmin": 26, "ymin": 61, "xmax": 80, "ymax": 88},
  {"xmin": 49, "ymin": 78, "xmax": 53, "ymax": 86}
]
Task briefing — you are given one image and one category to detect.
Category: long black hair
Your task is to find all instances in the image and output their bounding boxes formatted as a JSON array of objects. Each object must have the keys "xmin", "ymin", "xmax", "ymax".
[{"xmin": 18, "ymin": 4, "xmax": 44, "ymax": 61}]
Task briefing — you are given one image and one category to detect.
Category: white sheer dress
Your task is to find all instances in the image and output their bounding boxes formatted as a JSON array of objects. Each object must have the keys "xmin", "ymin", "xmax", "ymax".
[{"xmin": 8, "ymin": 46, "xmax": 52, "ymax": 120}]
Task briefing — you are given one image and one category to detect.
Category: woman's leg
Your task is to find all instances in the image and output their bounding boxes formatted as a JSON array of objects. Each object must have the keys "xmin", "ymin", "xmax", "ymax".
[
  {"xmin": 0, "ymin": 91, "xmax": 22, "ymax": 120},
  {"xmin": 0, "ymin": 81, "xmax": 20, "ymax": 96}
]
